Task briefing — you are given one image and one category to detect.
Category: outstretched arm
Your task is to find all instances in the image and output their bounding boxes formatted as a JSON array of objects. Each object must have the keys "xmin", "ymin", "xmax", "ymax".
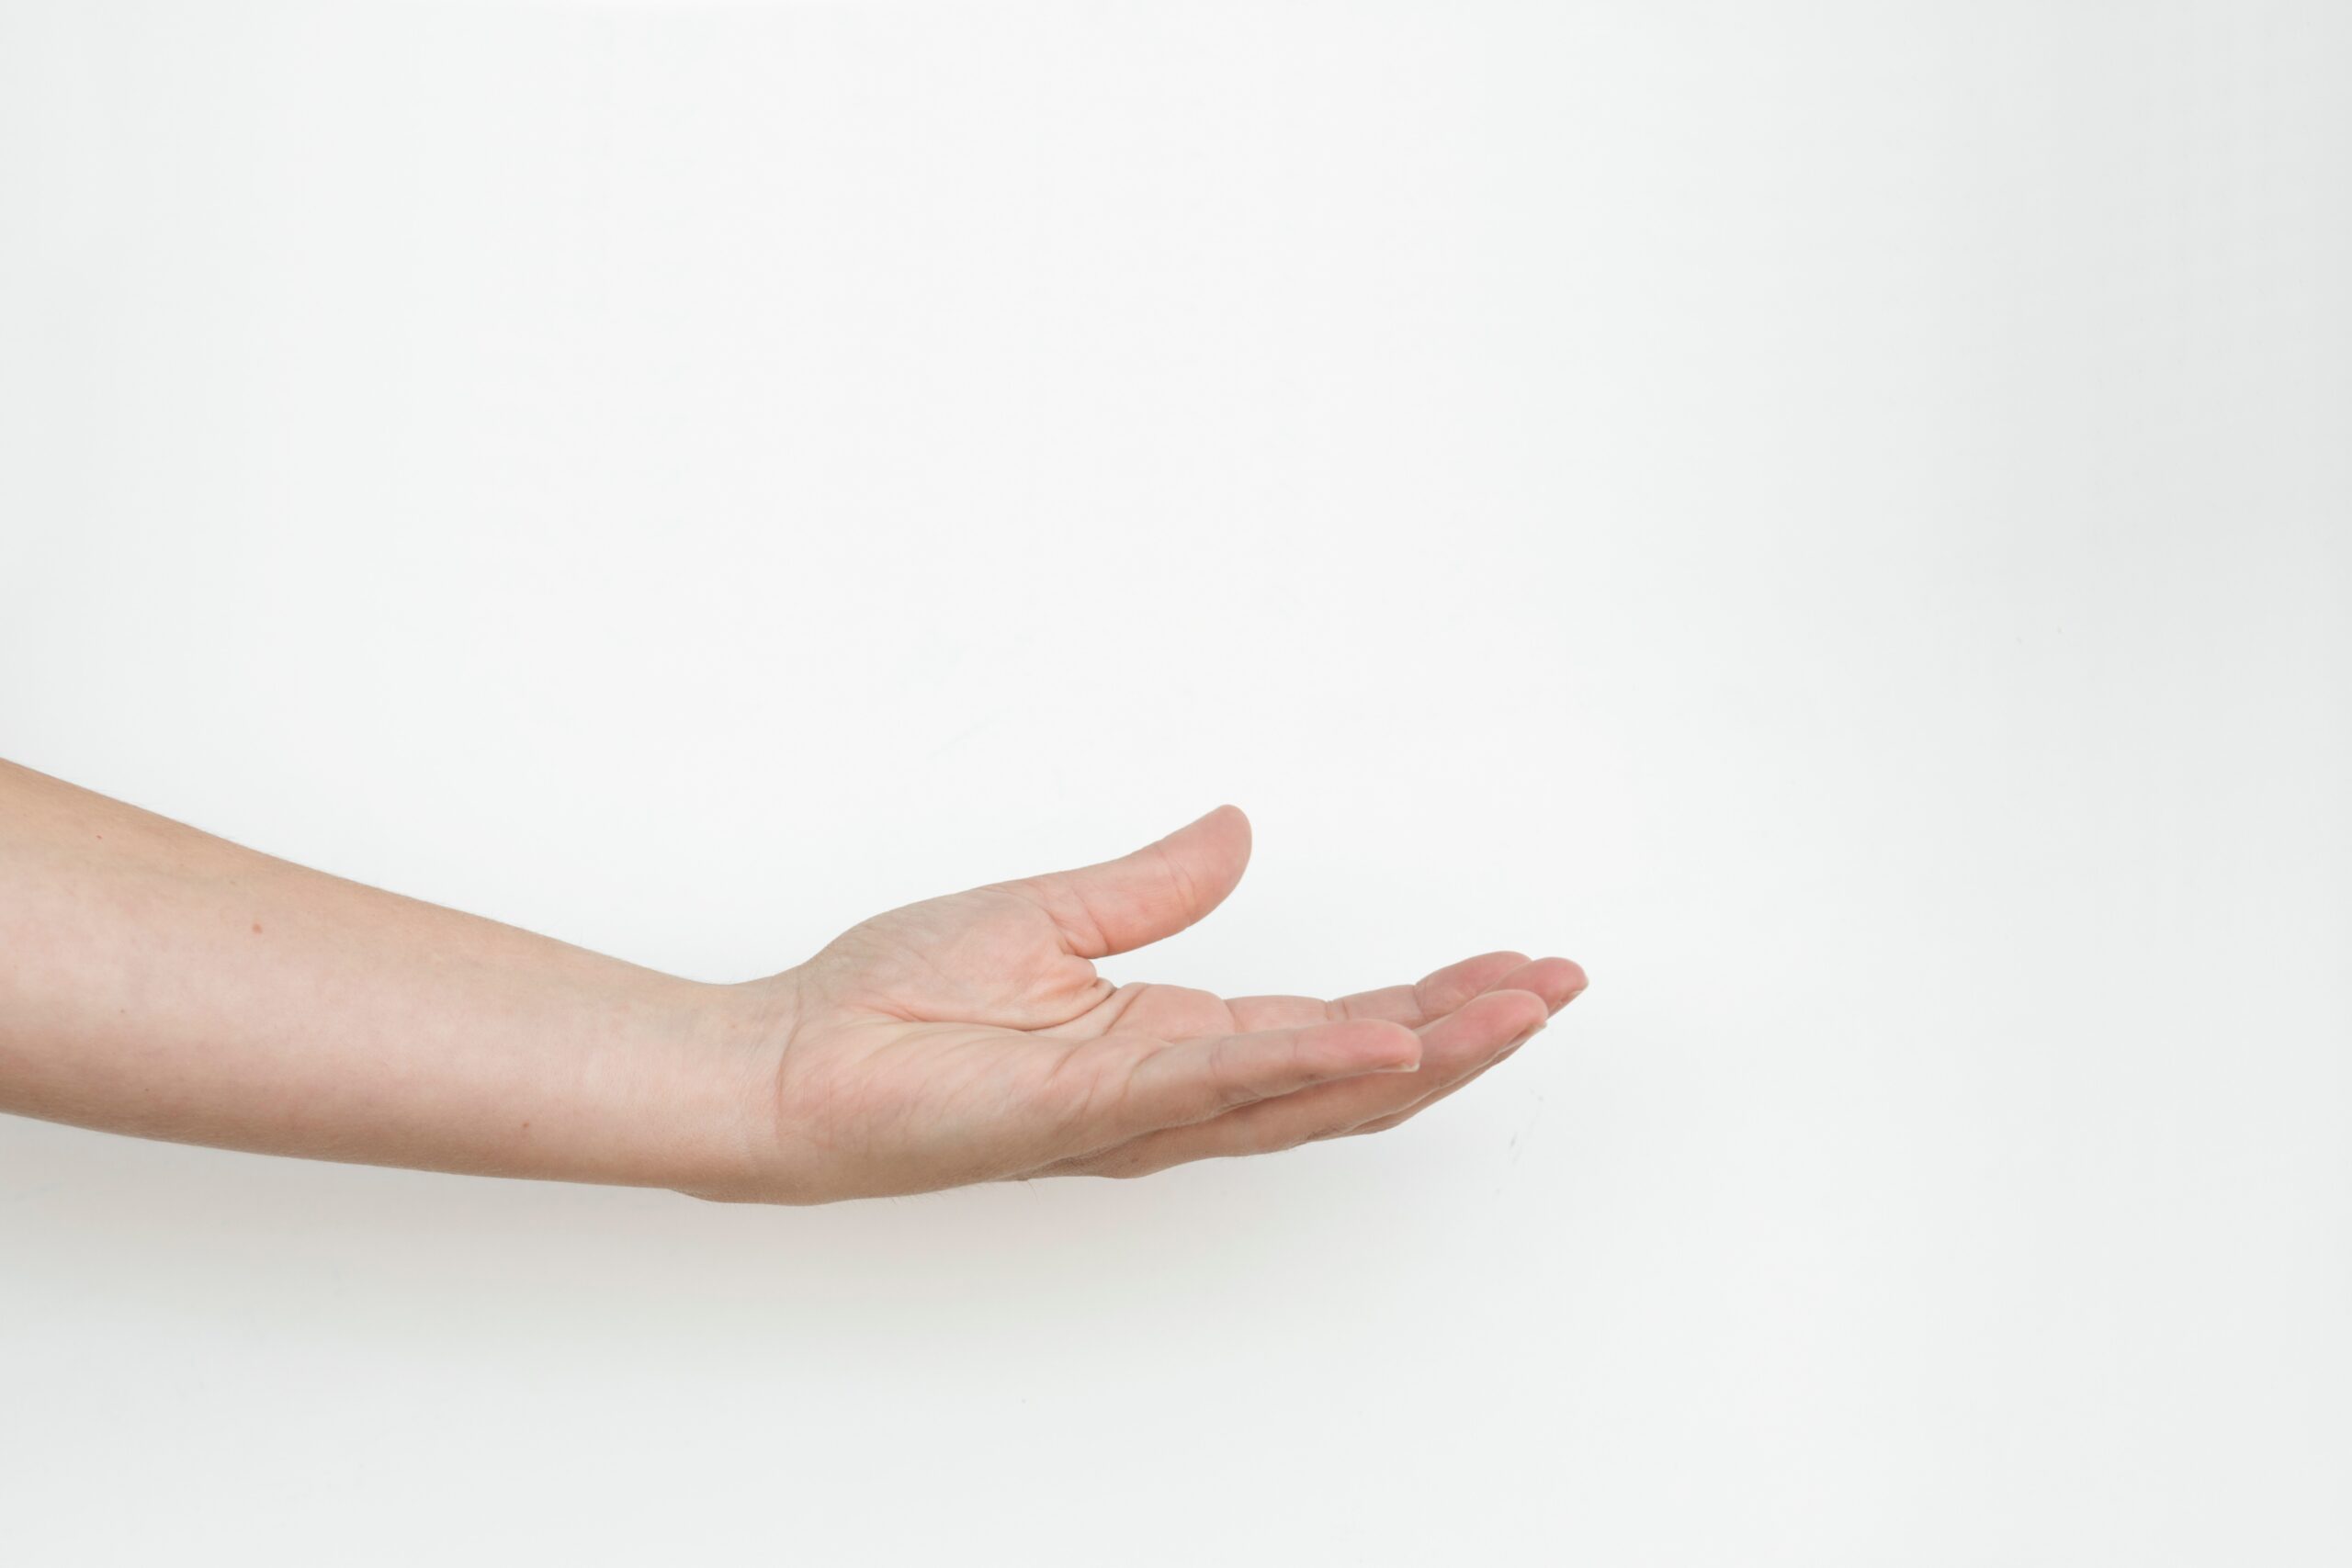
[
  {"xmin": 0, "ymin": 760, "xmax": 1585, "ymax": 1202},
  {"xmin": 0, "ymin": 758, "xmax": 766, "ymax": 1192}
]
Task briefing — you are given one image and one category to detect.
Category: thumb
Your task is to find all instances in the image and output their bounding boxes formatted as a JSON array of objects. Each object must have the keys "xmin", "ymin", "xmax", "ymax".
[{"xmin": 1011, "ymin": 806, "xmax": 1252, "ymax": 958}]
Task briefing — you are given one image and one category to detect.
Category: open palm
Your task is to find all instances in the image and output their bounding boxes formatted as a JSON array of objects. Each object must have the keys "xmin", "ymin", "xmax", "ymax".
[{"xmin": 721, "ymin": 807, "xmax": 1584, "ymax": 1201}]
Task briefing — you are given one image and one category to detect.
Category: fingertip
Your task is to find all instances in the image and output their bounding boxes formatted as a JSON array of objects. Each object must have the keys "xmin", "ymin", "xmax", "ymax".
[
  {"xmin": 1489, "ymin": 987, "xmax": 1554, "ymax": 1032},
  {"xmin": 1438, "ymin": 987, "xmax": 1550, "ymax": 1046},
  {"xmin": 1310, "ymin": 1018, "xmax": 1423, "ymax": 1075},
  {"xmin": 1168, "ymin": 804, "xmax": 1250, "ymax": 876},
  {"xmin": 1199, "ymin": 803, "xmax": 1251, "ymax": 857},
  {"xmin": 1515, "ymin": 956, "xmax": 1589, "ymax": 1012},
  {"xmin": 1370, "ymin": 1021, "xmax": 1424, "ymax": 1074}
]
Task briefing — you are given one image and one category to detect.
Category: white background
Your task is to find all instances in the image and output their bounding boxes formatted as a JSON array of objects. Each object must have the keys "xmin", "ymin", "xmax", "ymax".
[{"xmin": 4, "ymin": 2, "xmax": 2347, "ymax": 1562}]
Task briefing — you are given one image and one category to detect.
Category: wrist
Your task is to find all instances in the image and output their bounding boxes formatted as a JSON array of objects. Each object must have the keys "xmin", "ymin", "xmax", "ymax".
[{"xmin": 661, "ymin": 970, "xmax": 802, "ymax": 1201}]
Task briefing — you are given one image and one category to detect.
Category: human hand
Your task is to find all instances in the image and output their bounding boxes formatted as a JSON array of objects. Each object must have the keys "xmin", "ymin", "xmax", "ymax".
[{"xmin": 696, "ymin": 807, "xmax": 1585, "ymax": 1202}]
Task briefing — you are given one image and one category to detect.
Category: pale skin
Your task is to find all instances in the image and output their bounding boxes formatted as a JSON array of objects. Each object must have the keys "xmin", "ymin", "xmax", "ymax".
[{"xmin": 0, "ymin": 759, "xmax": 1586, "ymax": 1203}]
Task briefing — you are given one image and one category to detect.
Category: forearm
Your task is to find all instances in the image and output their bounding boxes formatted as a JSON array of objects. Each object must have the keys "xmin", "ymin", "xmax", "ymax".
[{"xmin": 0, "ymin": 759, "xmax": 772, "ymax": 1190}]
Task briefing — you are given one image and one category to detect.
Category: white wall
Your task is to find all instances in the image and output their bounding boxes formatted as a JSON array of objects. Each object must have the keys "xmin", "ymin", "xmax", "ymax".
[{"xmin": 4, "ymin": 3, "xmax": 2347, "ymax": 1562}]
